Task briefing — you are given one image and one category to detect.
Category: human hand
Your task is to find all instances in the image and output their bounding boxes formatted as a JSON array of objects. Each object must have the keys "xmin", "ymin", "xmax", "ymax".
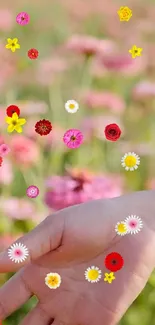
[{"xmin": 0, "ymin": 190, "xmax": 155, "ymax": 325}]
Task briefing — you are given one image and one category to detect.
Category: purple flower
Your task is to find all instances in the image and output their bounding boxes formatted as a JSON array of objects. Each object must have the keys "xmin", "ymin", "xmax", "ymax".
[{"xmin": 16, "ymin": 12, "xmax": 30, "ymax": 25}]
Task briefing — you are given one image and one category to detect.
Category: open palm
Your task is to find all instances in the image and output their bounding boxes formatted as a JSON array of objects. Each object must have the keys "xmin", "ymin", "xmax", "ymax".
[{"xmin": 0, "ymin": 190, "xmax": 155, "ymax": 325}]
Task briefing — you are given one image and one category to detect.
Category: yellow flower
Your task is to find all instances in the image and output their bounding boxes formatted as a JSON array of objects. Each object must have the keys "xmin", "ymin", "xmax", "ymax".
[
  {"xmin": 121, "ymin": 152, "xmax": 140, "ymax": 171},
  {"xmin": 117, "ymin": 6, "xmax": 132, "ymax": 22},
  {"xmin": 5, "ymin": 112, "xmax": 26, "ymax": 133},
  {"xmin": 5, "ymin": 38, "xmax": 20, "ymax": 52},
  {"xmin": 85, "ymin": 266, "xmax": 102, "ymax": 283},
  {"xmin": 45, "ymin": 272, "xmax": 61, "ymax": 289},
  {"xmin": 129, "ymin": 45, "xmax": 143, "ymax": 59},
  {"xmin": 104, "ymin": 272, "xmax": 115, "ymax": 284},
  {"xmin": 115, "ymin": 222, "xmax": 128, "ymax": 236}
]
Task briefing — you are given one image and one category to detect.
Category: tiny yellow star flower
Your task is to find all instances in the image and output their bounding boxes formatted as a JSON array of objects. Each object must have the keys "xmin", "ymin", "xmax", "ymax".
[
  {"xmin": 104, "ymin": 272, "xmax": 115, "ymax": 284},
  {"xmin": 5, "ymin": 112, "xmax": 26, "ymax": 133},
  {"xmin": 117, "ymin": 6, "xmax": 132, "ymax": 22},
  {"xmin": 5, "ymin": 38, "xmax": 20, "ymax": 52},
  {"xmin": 129, "ymin": 45, "xmax": 143, "ymax": 59}
]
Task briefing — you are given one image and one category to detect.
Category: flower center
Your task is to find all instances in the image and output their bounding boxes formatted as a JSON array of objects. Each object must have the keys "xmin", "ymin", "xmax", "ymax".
[
  {"xmin": 12, "ymin": 43, "xmax": 15, "ymax": 47},
  {"xmin": 69, "ymin": 104, "xmax": 75, "ymax": 110},
  {"xmin": 111, "ymin": 259, "xmax": 117, "ymax": 265},
  {"xmin": 48, "ymin": 276, "xmax": 58, "ymax": 285},
  {"xmin": 109, "ymin": 129, "xmax": 116, "ymax": 136},
  {"xmin": 129, "ymin": 221, "xmax": 137, "ymax": 228},
  {"xmin": 21, "ymin": 16, "xmax": 25, "ymax": 20},
  {"xmin": 71, "ymin": 135, "xmax": 76, "ymax": 141},
  {"xmin": 88, "ymin": 270, "xmax": 99, "ymax": 280},
  {"xmin": 15, "ymin": 249, "xmax": 22, "ymax": 256},
  {"xmin": 117, "ymin": 223, "xmax": 126, "ymax": 233},
  {"xmin": 124, "ymin": 156, "xmax": 137, "ymax": 167},
  {"xmin": 12, "ymin": 121, "xmax": 17, "ymax": 126}
]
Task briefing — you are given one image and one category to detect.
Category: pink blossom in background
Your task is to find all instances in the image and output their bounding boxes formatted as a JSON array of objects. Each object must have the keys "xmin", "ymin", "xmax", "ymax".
[
  {"xmin": 0, "ymin": 197, "xmax": 36, "ymax": 220},
  {"xmin": 0, "ymin": 43, "xmax": 17, "ymax": 90},
  {"xmin": 82, "ymin": 91, "xmax": 125, "ymax": 113},
  {"xmin": 0, "ymin": 159, "xmax": 13, "ymax": 185},
  {"xmin": 0, "ymin": 234, "xmax": 23, "ymax": 251},
  {"xmin": 9, "ymin": 135, "xmax": 40, "ymax": 167},
  {"xmin": 66, "ymin": 35, "xmax": 117, "ymax": 57},
  {"xmin": 44, "ymin": 171, "xmax": 123, "ymax": 211},
  {"xmin": 36, "ymin": 57, "xmax": 68, "ymax": 86},
  {"xmin": 132, "ymin": 81, "xmax": 155, "ymax": 101},
  {"xmin": 0, "ymin": 9, "xmax": 14, "ymax": 31},
  {"xmin": 12, "ymin": 101, "xmax": 48, "ymax": 116}
]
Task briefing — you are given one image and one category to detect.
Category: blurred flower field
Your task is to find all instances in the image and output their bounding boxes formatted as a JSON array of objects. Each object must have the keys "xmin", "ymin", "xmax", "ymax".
[{"xmin": 1, "ymin": 0, "xmax": 155, "ymax": 324}]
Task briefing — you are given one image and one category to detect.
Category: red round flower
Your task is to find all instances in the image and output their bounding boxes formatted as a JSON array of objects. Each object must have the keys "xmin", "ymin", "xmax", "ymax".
[
  {"xmin": 0, "ymin": 156, "xmax": 3, "ymax": 167},
  {"xmin": 28, "ymin": 48, "xmax": 39, "ymax": 59},
  {"xmin": 35, "ymin": 119, "xmax": 52, "ymax": 136},
  {"xmin": 104, "ymin": 123, "xmax": 121, "ymax": 141},
  {"xmin": 104, "ymin": 252, "xmax": 124, "ymax": 272},
  {"xmin": 6, "ymin": 105, "xmax": 20, "ymax": 117}
]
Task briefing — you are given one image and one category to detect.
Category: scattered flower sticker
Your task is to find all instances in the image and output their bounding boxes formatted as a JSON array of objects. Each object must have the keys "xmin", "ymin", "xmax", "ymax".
[
  {"xmin": 121, "ymin": 152, "xmax": 140, "ymax": 171},
  {"xmin": 5, "ymin": 38, "xmax": 20, "ymax": 52},
  {"xmin": 117, "ymin": 6, "xmax": 132, "ymax": 22},
  {"xmin": 35, "ymin": 119, "xmax": 52, "ymax": 136},
  {"xmin": 8, "ymin": 243, "xmax": 29, "ymax": 263},
  {"xmin": 6, "ymin": 105, "xmax": 20, "ymax": 117},
  {"xmin": 28, "ymin": 48, "xmax": 39, "ymax": 60},
  {"xmin": 0, "ymin": 144, "xmax": 10, "ymax": 156},
  {"xmin": 105, "ymin": 252, "xmax": 124, "ymax": 272},
  {"xmin": 26, "ymin": 185, "xmax": 39, "ymax": 198},
  {"xmin": 115, "ymin": 222, "xmax": 128, "ymax": 236},
  {"xmin": 129, "ymin": 45, "xmax": 143, "ymax": 59},
  {"xmin": 5, "ymin": 112, "xmax": 26, "ymax": 133},
  {"xmin": 63, "ymin": 129, "xmax": 84, "ymax": 149},
  {"xmin": 45, "ymin": 272, "xmax": 61, "ymax": 289},
  {"xmin": 104, "ymin": 123, "xmax": 121, "ymax": 142},
  {"xmin": 0, "ymin": 157, "xmax": 3, "ymax": 167},
  {"xmin": 124, "ymin": 215, "xmax": 143, "ymax": 234},
  {"xmin": 104, "ymin": 272, "xmax": 115, "ymax": 284},
  {"xmin": 85, "ymin": 266, "xmax": 102, "ymax": 283},
  {"xmin": 16, "ymin": 12, "xmax": 30, "ymax": 25},
  {"xmin": 65, "ymin": 100, "xmax": 79, "ymax": 114}
]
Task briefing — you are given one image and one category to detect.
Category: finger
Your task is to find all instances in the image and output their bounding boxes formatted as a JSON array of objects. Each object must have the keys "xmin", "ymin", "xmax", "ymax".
[
  {"xmin": 19, "ymin": 304, "xmax": 51, "ymax": 325},
  {"xmin": 0, "ymin": 213, "xmax": 65, "ymax": 272},
  {"xmin": 0, "ymin": 269, "xmax": 31, "ymax": 320}
]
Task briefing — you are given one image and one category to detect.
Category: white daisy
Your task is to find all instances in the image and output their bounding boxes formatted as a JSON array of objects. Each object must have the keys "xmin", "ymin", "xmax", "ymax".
[
  {"xmin": 124, "ymin": 215, "xmax": 143, "ymax": 234},
  {"xmin": 115, "ymin": 221, "xmax": 128, "ymax": 236},
  {"xmin": 45, "ymin": 272, "xmax": 61, "ymax": 289},
  {"xmin": 121, "ymin": 152, "xmax": 140, "ymax": 171},
  {"xmin": 8, "ymin": 243, "xmax": 29, "ymax": 263},
  {"xmin": 85, "ymin": 266, "xmax": 102, "ymax": 283},
  {"xmin": 65, "ymin": 100, "xmax": 79, "ymax": 114}
]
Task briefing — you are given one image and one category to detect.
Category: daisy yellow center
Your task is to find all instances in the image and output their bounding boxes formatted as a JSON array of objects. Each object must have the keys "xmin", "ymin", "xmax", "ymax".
[
  {"xmin": 87, "ymin": 269, "xmax": 99, "ymax": 280},
  {"xmin": 117, "ymin": 223, "xmax": 127, "ymax": 233},
  {"xmin": 47, "ymin": 276, "xmax": 59, "ymax": 286},
  {"xmin": 69, "ymin": 104, "xmax": 75, "ymax": 109},
  {"xmin": 124, "ymin": 155, "xmax": 137, "ymax": 167}
]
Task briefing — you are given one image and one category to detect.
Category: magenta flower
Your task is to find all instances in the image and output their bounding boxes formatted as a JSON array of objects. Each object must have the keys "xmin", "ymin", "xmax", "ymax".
[
  {"xmin": 63, "ymin": 129, "xmax": 84, "ymax": 149},
  {"xmin": 26, "ymin": 185, "xmax": 39, "ymax": 198},
  {"xmin": 16, "ymin": 12, "xmax": 30, "ymax": 25},
  {"xmin": 0, "ymin": 143, "xmax": 10, "ymax": 156}
]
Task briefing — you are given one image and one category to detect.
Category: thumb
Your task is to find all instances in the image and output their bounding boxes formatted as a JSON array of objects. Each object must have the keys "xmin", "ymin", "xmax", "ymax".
[{"xmin": 0, "ymin": 213, "xmax": 65, "ymax": 273}]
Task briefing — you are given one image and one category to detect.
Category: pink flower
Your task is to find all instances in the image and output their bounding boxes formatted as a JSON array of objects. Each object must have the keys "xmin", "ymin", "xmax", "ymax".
[
  {"xmin": 132, "ymin": 81, "xmax": 155, "ymax": 101},
  {"xmin": 0, "ymin": 9, "xmax": 14, "ymax": 31},
  {"xmin": 12, "ymin": 101, "xmax": 48, "ymax": 116},
  {"xmin": 26, "ymin": 185, "xmax": 39, "ymax": 198},
  {"xmin": 44, "ymin": 171, "xmax": 123, "ymax": 211},
  {"xmin": 82, "ymin": 91, "xmax": 125, "ymax": 113},
  {"xmin": 0, "ymin": 143, "xmax": 10, "ymax": 156},
  {"xmin": 16, "ymin": 12, "xmax": 30, "ymax": 25},
  {"xmin": 0, "ymin": 159, "xmax": 13, "ymax": 185},
  {"xmin": 63, "ymin": 129, "xmax": 84, "ymax": 149},
  {"xmin": 66, "ymin": 35, "xmax": 117, "ymax": 57},
  {"xmin": 9, "ymin": 135, "xmax": 39, "ymax": 167},
  {"xmin": 0, "ymin": 197, "xmax": 36, "ymax": 220}
]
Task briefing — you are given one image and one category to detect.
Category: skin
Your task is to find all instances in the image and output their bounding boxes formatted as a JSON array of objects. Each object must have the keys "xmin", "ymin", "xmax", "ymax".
[{"xmin": 0, "ymin": 190, "xmax": 155, "ymax": 325}]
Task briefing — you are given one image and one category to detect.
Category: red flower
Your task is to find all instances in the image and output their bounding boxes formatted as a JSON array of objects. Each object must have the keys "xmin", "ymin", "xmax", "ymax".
[
  {"xmin": 104, "ymin": 252, "xmax": 124, "ymax": 272},
  {"xmin": 104, "ymin": 123, "xmax": 121, "ymax": 141},
  {"xmin": 6, "ymin": 105, "xmax": 20, "ymax": 117},
  {"xmin": 35, "ymin": 119, "xmax": 52, "ymax": 136},
  {"xmin": 0, "ymin": 156, "xmax": 3, "ymax": 167},
  {"xmin": 28, "ymin": 48, "xmax": 39, "ymax": 59}
]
